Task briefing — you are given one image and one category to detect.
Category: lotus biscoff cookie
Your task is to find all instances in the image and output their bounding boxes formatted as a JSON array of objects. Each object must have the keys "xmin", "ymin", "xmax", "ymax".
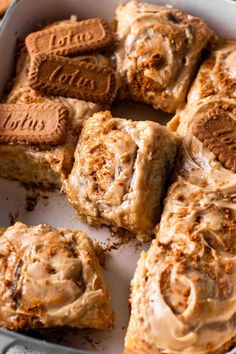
[{"xmin": 26, "ymin": 18, "xmax": 114, "ymax": 57}]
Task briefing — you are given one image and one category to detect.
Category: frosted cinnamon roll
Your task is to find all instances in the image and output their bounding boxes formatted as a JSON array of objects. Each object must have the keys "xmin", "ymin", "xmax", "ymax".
[
  {"xmin": 64, "ymin": 111, "xmax": 177, "ymax": 241},
  {"xmin": 124, "ymin": 98, "xmax": 236, "ymax": 353},
  {"xmin": 0, "ymin": 222, "xmax": 113, "ymax": 331},
  {"xmin": 188, "ymin": 40, "xmax": 236, "ymax": 104},
  {"xmin": 115, "ymin": 1, "xmax": 214, "ymax": 113}
]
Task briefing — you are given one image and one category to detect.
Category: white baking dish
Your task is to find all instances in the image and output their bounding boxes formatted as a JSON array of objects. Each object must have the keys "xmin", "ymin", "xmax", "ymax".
[{"xmin": 0, "ymin": 0, "xmax": 236, "ymax": 353}]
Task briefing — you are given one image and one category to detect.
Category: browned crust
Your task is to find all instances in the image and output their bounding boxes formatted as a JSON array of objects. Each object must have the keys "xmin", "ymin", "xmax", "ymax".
[
  {"xmin": 124, "ymin": 338, "xmax": 162, "ymax": 354},
  {"xmin": 28, "ymin": 54, "xmax": 117, "ymax": 105},
  {"xmin": 124, "ymin": 334, "xmax": 236, "ymax": 354},
  {"xmin": 0, "ymin": 103, "xmax": 68, "ymax": 145},
  {"xmin": 25, "ymin": 18, "xmax": 114, "ymax": 57}
]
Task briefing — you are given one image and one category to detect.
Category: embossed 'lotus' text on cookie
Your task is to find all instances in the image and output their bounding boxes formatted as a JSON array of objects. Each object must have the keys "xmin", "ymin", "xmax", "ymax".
[
  {"xmin": 25, "ymin": 18, "xmax": 114, "ymax": 57},
  {"xmin": 193, "ymin": 108, "xmax": 236, "ymax": 172},
  {"xmin": 28, "ymin": 54, "xmax": 116, "ymax": 105},
  {"xmin": 0, "ymin": 103, "xmax": 68, "ymax": 145}
]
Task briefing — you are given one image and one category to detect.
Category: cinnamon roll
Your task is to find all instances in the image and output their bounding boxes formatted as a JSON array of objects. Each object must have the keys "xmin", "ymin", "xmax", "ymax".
[
  {"xmin": 125, "ymin": 98, "xmax": 236, "ymax": 353},
  {"xmin": 115, "ymin": 1, "xmax": 214, "ymax": 113},
  {"xmin": 187, "ymin": 40, "xmax": 236, "ymax": 104},
  {"xmin": 64, "ymin": 111, "xmax": 177, "ymax": 241},
  {"xmin": 124, "ymin": 58, "xmax": 236, "ymax": 353},
  {"xmin": 0, "ymin": 222, "xmax": 113, "ymax": 331}
]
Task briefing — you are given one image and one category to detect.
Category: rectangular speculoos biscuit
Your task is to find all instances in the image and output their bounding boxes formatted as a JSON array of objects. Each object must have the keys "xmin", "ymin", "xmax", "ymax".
[
  {"xmin": 28, "ymin": 54, "xmax": 116, "ymax": 105},
  {"xmin": 0, "ymin": 103, "xmax": 68, "ymax": 145},
  {"xmin": 26, "ymin": 18, "xmax": 114, "ymax": 57}
]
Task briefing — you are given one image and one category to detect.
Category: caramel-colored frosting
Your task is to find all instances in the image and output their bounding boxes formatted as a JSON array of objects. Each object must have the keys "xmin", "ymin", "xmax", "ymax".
[
  {"xmin": 125, "ymin": 41, "xmax": 236, "ymax": 354},
  {"xmin": 64, "ymin": 111, "xmax": 177, "ymax": 241},
  {"xmin": 115, "ymin": 0, "xmax": 214, "ymax": 113},
  {"xmin": 188, "ymin": 40, "xmax": 236, "ymax": 104},
  {"xmin": 125, "ymin": 98, "xmax": 236, "ymax": 354},
  {"xmin": 0, "ymin": 222, "xmax": 113, "ymax": 331}
]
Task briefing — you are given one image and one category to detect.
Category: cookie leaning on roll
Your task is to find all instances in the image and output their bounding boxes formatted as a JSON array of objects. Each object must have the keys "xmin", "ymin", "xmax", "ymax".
[{"xmin": 124, "ymin": 40, "xmax": 236, "ymax": 353}]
